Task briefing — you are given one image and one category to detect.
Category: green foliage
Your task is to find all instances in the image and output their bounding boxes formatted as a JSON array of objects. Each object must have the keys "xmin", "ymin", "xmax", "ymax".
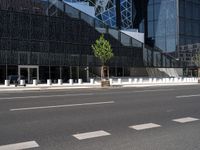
[
  {"xmin": 92, "ymin": 34, "xmax": 114, "ymax": 65},
  {"xmin": 193, "ymin": 51, "xmax": 200, "ymax": 67}
]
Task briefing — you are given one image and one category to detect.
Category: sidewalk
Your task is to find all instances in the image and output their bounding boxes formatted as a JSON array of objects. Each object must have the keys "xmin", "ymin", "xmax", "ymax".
[
  {"xmin": 0, "ymin": 83, "xmax": 101, "ymax": 92},
  {"xmin": 0, "ymin": 82, "xmax": 199, "ymax": 92}
]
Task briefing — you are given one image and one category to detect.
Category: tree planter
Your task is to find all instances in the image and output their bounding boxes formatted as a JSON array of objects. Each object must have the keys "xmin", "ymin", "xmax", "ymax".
[{"xmin": 101, "ymin": 80, "xmax": 110, "ymax": 87}]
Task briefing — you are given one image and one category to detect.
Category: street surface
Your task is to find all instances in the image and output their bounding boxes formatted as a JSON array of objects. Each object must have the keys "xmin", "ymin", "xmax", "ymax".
[{"xmin": 0, "ymin": 85, "xmax": 200, "ymax": 150}]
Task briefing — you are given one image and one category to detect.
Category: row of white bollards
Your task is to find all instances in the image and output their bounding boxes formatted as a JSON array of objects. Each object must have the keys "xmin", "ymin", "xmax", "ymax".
[
  {"xmin": 109, "ymin": 77, "xmax": 198, "ymax": 85},
  {"xmin": 4, "ymin": 77, "xmax": 198, "ymax": 86}
]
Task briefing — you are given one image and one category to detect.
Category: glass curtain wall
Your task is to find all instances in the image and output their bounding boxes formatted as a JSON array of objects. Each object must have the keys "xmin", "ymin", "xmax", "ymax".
[
  {"xmin": 95, "ymin": 0, "xmax": 135, "ymax": 29},
  {"xmin": 147, "ymin": 0, "xmax": 177, "ymax": 52},
  {"xmin": 179, "ymin": 0, "xmax": 200, "ymax": 46}
]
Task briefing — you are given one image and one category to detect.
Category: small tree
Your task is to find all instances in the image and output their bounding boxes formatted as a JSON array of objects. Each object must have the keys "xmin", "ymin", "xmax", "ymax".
[
  {"xmin": 92, "ymin": 34, "xmax": 114, "ymax": 80},
  {"xmin": 193, "ymin": 51, "xmax": 200, "ymax": 78}
]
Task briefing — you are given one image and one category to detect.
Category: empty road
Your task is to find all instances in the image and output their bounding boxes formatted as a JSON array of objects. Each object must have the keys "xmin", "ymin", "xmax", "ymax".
[{"xmin": 0, "ymin": 85, "xmax": 200, "ymax": 150}]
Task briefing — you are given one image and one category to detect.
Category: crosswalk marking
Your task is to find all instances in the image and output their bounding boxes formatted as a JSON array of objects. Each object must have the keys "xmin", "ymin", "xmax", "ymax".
[
  {"xmin": 73, "ymin": 130, "xmax": 111, "ymax": 140},
  {"xmin": 129, "ymin": 123, "xmax": 161, "ymax": 131},
  {"xmin": 0, "ymin": 141, "xmax": 39, "ymax": 150},
  {"xmin": 173, "ymin": 117, "xmax": 199, "ymax": 123}
]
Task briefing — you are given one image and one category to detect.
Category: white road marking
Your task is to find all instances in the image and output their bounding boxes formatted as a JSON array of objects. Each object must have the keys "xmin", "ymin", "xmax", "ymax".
[
  {"xmin": 0, "ymin": 88, "xmax": 175, "ymax": 101},
  {"xmin": 173, "ymin": 117, "xmax": 199, "ymax": 123},
  {"xmin": 0, "ymin": 93, "xmax": 94, "ymax": 100},
  {"xmin": 129, "ymin": 123, "xmax": 161, "ymax": 131},
  {"xmin": 102, "ymin": 89, "xmax": 175, "ymax": 96},
  {"xmin": 0, "ymin": 141, "xmax": 39, "ymax": 150},
  {"xmin": 10, "ymin": 101, "xmax": 115, "ymax": 111},
  {"xmin": 73, "ymin": 130, "xmax": 111, "ymax": 140},
  {"xmin": 176, "ymin": 94, "xmax": 200, "ymax": 98}
]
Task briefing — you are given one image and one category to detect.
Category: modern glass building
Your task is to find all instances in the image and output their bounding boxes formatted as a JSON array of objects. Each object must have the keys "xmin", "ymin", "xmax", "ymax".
[
  {"xmin": 0, "ymin": 0, "xmax": 182, "ymax": 84},
  {"xmin": 95, "ymin": 0, "xmax": 200, "ymax": 55},
  {"xmin": 95, "ymin": 0, "xmax": 136, "ymax": 29},
  {"xmin": 145, "ymin": 0, "xmax": 200, "ymax": 56},
  {"xmin": 146, "ymin": 0, "xmax": 177, "ymax": 52},
  {"xmin": 0, "ymin": 0, "xmax": 145, "ymax": 84}
]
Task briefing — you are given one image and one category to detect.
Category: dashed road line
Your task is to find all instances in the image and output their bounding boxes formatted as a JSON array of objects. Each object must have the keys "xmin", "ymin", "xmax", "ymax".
[
  {"xmin": 73, "ymin": 130, "xmax": 111, "ymax": 140},
  {"xmin": 0, "ymin": 93, "xmax": 94, "ymax": 100},
  {"xmin": 173, "ymin": 117, "xmax": 199, "ymax": 123},
  {"xmin": 129, "ymin": 123, "xmax": 161, "ymax": 131},
  {"xmin": 10, "ymin": 101, "xmax": 115, "ymax": 111},
  {"xmin": 0, "ymin": 141, "xmax": 39, "ymax": 150},
  {"xmin": 176, "ymin": 94, "xmax": 200, "ymax": 98}
]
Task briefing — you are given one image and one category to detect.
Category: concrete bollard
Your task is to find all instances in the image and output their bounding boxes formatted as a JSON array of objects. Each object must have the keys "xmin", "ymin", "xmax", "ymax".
[
  {"xmin": 174, "ymin": 78, "xmax": 178, "ymax": 83},
  {"xmin": 47, "ymin": 79, "xmax": 52, "ymax": 86},
  {"xmin": 133, "ymin": 78, "xmax": 138, "ymax": 83},
  {"xmin": 109, "ymin": 78, "xmax": 113, "ymax": 85},
  {"xmin": 128, "ymin": 78, "xmax": 132, "ymax": 84},
  {"xmin": 118, "ymin": 78, "xmax": 122, "ymax": 84},
  {"xmin": 90, "ymin": 79, "xmax": 94, "ymax": 84},
  {"xmin": 20, "ymin": 80, "xmax": 25, "ymax": 86},
  {"xmin": 69, "ymin": 79, "xmax": 73, "ymax": 85},
  {"xmin": 153, "ymin": 78, "xmax": 157, "ymax": 83},
  {"xmin": 58, "ymin": 79, "xmax": 63, "ymax": 85},
  {"xmin": 5, "ymin": 80, "xmax": 10, "ymax": 86},
  {"xmin": 166, "ymin": 78, "xmax": 170, "ymax": 83},
  {"xmin": 138, "ymin": 78, "xmax": 143, "ymax": 83},
  {"xmin": 149, "ymin": 78, "xmax": 153, "ymax": 83},
  {"xmin": 158, "ymin": 78, "xmax": 162, "ymax": 83},
  {"xmin": 162, "ymin": 78, "xmax": 166, "ymax": 83},
  {"xmin": 33, "ymin": 79, "xmax": 37, "ymax": 86},
  {"xmin": 78, "ymin": 79, "xmax": 83, "ymax": 84}
]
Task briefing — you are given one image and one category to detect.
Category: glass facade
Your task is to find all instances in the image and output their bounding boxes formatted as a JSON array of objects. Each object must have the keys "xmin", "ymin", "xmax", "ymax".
[
  {"xmin": 95, "ymin": 0, "xmax": 116, "ymax": 28},
  {"xmin": 179, "ymin": 0, "xmax": 200, "ymax": 46},
  {"xmin": 95, "ymin": 0, "xmax": 135, "ymax": 29},
  {"xmin": 0, "ymin": 0, "xmax": 181, "ymax": 83},
  {"xmin": 147, "ymin": 0, "xmax": 177, "ymax": 52},
  {"xmin": 0, "ymin": 0, "xmax": 145, "ymax": 83},
  {"xmin": 120, "ymin": 0, "xmax": 135, "ymax": 29}
]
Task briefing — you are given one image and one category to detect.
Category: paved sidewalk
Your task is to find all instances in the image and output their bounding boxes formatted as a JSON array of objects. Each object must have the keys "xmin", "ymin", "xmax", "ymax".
[{"xmin": 0, "ymin": 82, "xmax": 198, "ymax": 92}]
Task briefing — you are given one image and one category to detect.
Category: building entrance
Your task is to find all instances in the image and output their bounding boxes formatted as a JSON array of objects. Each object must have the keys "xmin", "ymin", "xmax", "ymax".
[{"xmin": 18, "ymin": 65, "xmax": 39, "ymax": 83}]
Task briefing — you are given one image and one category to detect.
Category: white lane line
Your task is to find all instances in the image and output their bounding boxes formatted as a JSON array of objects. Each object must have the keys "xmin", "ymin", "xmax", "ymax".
[
  {"xmin": 173, "ymin": 117, "xmax": 199, "ymax": 123},
  {"xmin": 0, "ymin": 93, "xmax": 94, "ymax": 100},
  {"xmin": 10, "ymin": 101, "xmax": 115, "ymax": 111},
  {"xmin": 129, "ymin": 123, "xmax": 161, "ymax": 131},
  {"xmin": 176, "ymin": 94, "xmax": 200, "ymax": 98},
  {"xmin": 73, "ymin": 130, "xmax": 111, "ymax": 140},
  {"xmin": 0, "ymin": 141, "xmax": 39, "ymax": 150},
  {"xmin": 102, "ymin": 89, "xmax": 175, "ymax": 96}
]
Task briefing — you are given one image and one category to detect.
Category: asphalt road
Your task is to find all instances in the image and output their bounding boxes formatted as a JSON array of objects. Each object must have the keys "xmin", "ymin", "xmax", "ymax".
[{"xmin": 0, "ymin": 85, "xmax": 200, "ymax": 150}]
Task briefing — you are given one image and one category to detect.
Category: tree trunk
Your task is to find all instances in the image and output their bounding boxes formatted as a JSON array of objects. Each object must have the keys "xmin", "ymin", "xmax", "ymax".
[
  {"xmin": 100, "ymin": 65, "xmax": 110, "ymax": 87},
  {"xmin": 198, "ymin": 68, "xmax": 200, "ymax": 83},
  {"xmin": 101, "ymin": 66, "xmax": 105, "ymax": 80}
]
